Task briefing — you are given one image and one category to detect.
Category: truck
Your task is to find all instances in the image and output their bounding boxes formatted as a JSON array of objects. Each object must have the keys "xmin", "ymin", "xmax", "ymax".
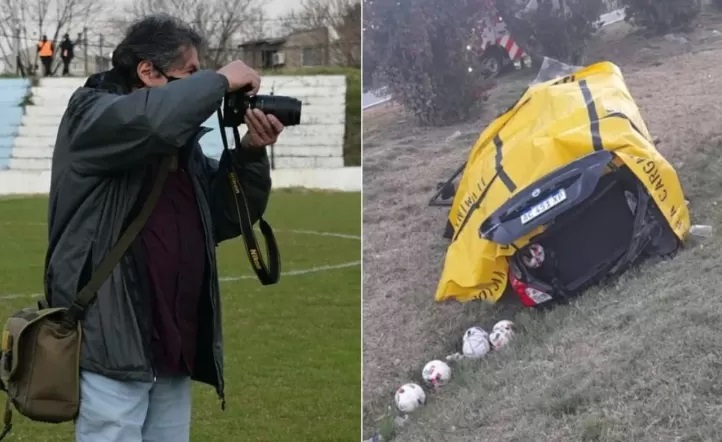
[{"xmin": 467, "ymin": 4, "xmax": 533, "ymax": 78}]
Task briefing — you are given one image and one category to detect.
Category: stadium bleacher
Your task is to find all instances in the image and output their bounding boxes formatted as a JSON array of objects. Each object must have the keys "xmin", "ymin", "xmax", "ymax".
[
  {"xmin": 8, "ymin": 76, "xmax": 346, "ymax": 171},
  {"xmin": 0, "ymin": 79, "xmax": 30, "ymax": 170}
]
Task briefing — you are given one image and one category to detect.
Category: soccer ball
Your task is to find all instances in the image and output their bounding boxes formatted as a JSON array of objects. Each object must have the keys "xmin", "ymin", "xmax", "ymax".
[
  {"xmin": 521, "ymin": 243, "xmax": 545, "ymax": 268},
  {"xmin": 462, "ymin": 326, "xmax": 491, "ymax": 359},
  {"xmin": 421, "ymin": 360, "xmax": 452, "ymax": 388},
  {"xmin": 492, "ymin": 320, "xmax": 514, "ymax": 334},
  {"xmin": 394, "ymin": 383, "xmax": 426, "ymax": 413},
  {"xmin": 489, "ymin": 327, "xmax": 513, "ymax": 350}
]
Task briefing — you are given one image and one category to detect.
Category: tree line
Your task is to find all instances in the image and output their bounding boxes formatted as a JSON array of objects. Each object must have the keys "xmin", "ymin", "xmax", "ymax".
[{"xmin": 0, "ymin": 0, "xmax": 361, "ymax": 75}]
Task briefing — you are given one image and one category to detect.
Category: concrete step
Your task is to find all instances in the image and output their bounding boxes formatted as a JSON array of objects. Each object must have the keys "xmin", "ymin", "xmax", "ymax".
[
  {"xmin": 38, "ymin": 77, "xmax": 88, "ymax": 88},
  {"xmin": 12, "ymin": 147, "xmax": 54, "ymax": 159},
  {"xmin": 9, "ymin": 145, "xmax": 343, "ymax": 161},
  {"xmin": 13, "ymin": 124, "xmax": 344, "ymax": 148},
  {"xmin": 18, "ymin": 115, "xmax": 61, "ymax": 126},
  {"xmin": 7, "ymin": 155, "xmax": 345, "ymax": 172},
  {"xmin": 278, "ymin": 125, "xmax": 345, "ymax": 146},
  {"xmin": 35, "ymin": 74, "xmax": 346, "ymax": 89},
  {"xmin": 14, "ymin": 136, "xmax": 55, "ymax": 149},
  {"xmin": 269, "ymin": 146, "xmax": 343, "ymax": 157},
  {"xmin": 31, "ymin": 85, "xmax": 348, "ymax": 99},
  {"xmin": 18, "ymin": 109, "xmax": 347, "ymax": 129},
  {"xmin": 23, "ymin": 103, "xmax": 347, "ymax": 123},
  {"xmin": 29, "ymin": 95, "xmax": 346, "ymax": 110},
  {"xmin": 0, "ymin": 169, "xmax": 51, "ymax": 192},
  {"xmin": 9, "ymin": 157, "xmax": 51, "ymax": 170},
  {"xmin": 224, "ymin": 124, "xmax": 346, "ymax": 141},
  {"xmin": 272, "ymin": 157, "xmax": 344, "ymax": 169},
  {"xmin": 23, "ymin": 106, "xmax": 64, "ymax": 117},
  {"xmin": 29, "ymin": 97, "xmax": 71, "ymax": 108},
  {"xmin": 16, "ymin": 125, "xmax": 60, "ymax": 138}
]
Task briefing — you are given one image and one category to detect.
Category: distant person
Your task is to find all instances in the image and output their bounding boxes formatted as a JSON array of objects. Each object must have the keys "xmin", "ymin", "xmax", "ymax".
[
  {"xmin": 37, "ymin": 35, "xmax": 54, "ymax": 77},
  {"xmin": 60, "ymin": 33, "xmax": 75, "ymax": 76}
]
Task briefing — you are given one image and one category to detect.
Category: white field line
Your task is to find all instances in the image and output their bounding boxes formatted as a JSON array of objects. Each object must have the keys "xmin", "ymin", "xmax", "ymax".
[
  {"xmin": 219, "ymin": 260, "xmax": 361, "ymax": 282},
  {"xmin": 0, "ymin": 221, "xmax": 361, "ymax": 242}
]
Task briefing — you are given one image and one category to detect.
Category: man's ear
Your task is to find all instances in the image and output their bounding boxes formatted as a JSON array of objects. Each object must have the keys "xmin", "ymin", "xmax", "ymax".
[{"xmin": 136, "ymin": 60, "xmax": 156, "ymax": 87}]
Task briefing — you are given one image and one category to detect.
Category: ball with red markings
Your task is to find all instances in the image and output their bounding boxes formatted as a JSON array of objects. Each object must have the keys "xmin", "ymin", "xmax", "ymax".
[
  {"xmin": 489, "ymin": 327, "xmax": 513, "ymax": 350},
  {"xmin": 492, "ymin": 320, "xmax": 514, "ymax": 334},
  {"xmin": 421, "ymin": 360, "xmax": 452, "ymax": 388},
  {"xmin": 521, "ymin": 243, "xmax": 545, "ymax": 268}
]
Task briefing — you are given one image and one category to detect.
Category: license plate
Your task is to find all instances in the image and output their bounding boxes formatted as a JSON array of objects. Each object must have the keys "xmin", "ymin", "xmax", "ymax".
[{"xmin": 520, "ymin": 189, "xmax": 567, "ymax": 225}]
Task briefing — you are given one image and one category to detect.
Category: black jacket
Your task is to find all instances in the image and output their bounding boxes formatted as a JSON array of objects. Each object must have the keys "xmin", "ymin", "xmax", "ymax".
[
  {"xmin": 60, "ymin": 39, "xmax": 74, "ymax": 59},
  {"xmin": 44, "ymin": 69, "xmax": 272, "ymax": 404}
]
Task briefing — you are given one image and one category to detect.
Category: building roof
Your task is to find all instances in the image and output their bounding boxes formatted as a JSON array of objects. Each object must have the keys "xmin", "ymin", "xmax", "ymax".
[
  {"xmin": 237, "ymin": 37, "xmax": 287, "ymax": 48},
  {"xmin": 237, "ymin": 25, "xmax": 337, "ymax": 49}
]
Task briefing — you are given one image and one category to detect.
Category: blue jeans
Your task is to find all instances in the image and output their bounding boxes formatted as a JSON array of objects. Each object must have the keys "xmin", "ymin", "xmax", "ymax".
[{"xmin": 75, "ymin": 371, "xmax": 192, "ymax": 442}]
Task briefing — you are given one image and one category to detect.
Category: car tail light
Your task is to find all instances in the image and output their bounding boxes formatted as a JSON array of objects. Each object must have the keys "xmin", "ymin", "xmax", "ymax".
[{"xmin": 509, "ymin": 271, "xmax": 552, "ymax": 307}]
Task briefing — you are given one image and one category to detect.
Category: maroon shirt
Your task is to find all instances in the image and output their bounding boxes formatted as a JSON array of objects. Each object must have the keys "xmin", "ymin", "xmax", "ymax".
[{"xmin": 140, "ymin": 160, "xmax": 207, "ymax": 376}]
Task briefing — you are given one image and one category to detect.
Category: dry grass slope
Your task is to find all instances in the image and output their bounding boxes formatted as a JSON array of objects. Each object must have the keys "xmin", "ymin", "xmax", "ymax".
[{"xmin": 363, "ymin": 9, "xmax": 722, "ymax": 441}]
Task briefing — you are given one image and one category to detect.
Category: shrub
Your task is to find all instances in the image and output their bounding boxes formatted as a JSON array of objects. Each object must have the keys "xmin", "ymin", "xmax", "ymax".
[
  {"xmin": 620, "ymin": 0, "xmax": 701, "ymax": 34},
  {"xmin": 366, "ymin": 0, "xmax": 494, "ymax": 126}
]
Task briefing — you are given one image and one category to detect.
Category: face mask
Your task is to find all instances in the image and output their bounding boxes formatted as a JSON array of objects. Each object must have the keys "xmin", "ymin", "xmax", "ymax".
[{"xmin": 154, "ymin": 66, "xmax": 180, "ymax": 83}]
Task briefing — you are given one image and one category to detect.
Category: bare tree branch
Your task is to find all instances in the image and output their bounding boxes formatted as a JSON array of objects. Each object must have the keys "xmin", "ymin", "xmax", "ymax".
[
  {"xmin": 0, "ymin": 0, "xmax": 101, "ymax": 75},
  {"xmin": 117, "ymin": 0, "xmax": 265, "ymax": 69},
  {"xmin": 281, "ymin": 0, "xmax": 361, "ymax": 67}
]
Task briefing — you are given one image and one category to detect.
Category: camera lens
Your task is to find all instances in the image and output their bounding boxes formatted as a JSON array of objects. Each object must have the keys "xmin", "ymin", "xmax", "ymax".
[{"xmin": 249, "ymin": 95, "xmax": 302, "ymax": 126}]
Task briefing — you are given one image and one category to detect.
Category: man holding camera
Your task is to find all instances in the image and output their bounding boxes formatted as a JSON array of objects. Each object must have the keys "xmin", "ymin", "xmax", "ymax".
[{"xmin": 45, "ymin": 14, "xmax": 282, "ymax": 441}]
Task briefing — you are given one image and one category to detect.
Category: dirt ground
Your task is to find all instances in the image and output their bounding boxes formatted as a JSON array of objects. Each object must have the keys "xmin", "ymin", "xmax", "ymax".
[{"xmin": 362, "ymin": 8, "xmax": 722, "ymax": 437}]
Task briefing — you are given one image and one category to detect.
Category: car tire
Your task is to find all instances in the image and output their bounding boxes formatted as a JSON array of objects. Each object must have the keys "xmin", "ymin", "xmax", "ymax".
[{"xmin": 480, "ymin": 49, "xmax": 505, "ymax": 78}]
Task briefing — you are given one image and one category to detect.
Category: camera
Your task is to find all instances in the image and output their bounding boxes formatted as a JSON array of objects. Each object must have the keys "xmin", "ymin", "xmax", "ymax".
[{"xmin": 220, "ymin": 92, "xmax": 303, "ymax": 128}]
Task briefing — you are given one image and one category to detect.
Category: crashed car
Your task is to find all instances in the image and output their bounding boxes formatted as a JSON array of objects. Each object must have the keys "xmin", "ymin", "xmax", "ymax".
[{"xmin": 433, "ymin": 59, "xmax": 690, "ymax": 307}]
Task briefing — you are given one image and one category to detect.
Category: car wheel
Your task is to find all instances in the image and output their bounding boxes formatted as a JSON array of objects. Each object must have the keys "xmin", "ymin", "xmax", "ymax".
[{"xmin": 480, "ymin": 51, "xmax": 504, "ymax": 78}]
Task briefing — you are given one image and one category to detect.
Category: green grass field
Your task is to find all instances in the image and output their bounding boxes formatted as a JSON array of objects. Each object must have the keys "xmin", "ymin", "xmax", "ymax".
[{"xmin": 0, "ymin": 190, "xmax": 360, "ymax": 441}]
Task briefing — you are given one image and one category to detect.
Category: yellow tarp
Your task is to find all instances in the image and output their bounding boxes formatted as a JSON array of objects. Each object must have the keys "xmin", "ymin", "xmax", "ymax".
[{"xmin": 435, "ymin": 61, "xmax": 690, "ymax": 304}]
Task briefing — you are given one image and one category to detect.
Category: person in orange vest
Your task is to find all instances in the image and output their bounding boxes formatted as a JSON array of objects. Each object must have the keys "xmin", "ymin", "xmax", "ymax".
[{"xmin": 37, "ymin": 35, "xmax": 54, "ymax": 77}]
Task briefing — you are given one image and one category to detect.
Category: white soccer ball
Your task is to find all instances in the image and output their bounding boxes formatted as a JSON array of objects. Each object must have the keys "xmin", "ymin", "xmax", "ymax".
[
  {"xmin": 462, "ymin": 326, "xmax": 491, "ymax": 359},
  {"xmin": 521, "ymin": 243, "xmax": 545, "ymax": 268},
  {"xmin": 493, "ymin": 320, "xmax": 515, "ymax": 334},
  {"xmin": 489, "ymin": 327, "xmax": 513, "ymax": 350},
  {"xmin": 394, "ymin": 383, "xmax": 426, "ymax": 413},
  {"xmin": 421, "ymin": 360, "xmax": 452, "ymax": 388}
]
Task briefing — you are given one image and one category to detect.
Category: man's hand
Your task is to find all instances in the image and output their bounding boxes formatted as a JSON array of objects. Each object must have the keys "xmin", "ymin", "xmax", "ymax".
[
  {"xmin": 243, "ymin": 109, "xmax": 284, "ymax": 148},
  {"xmin": 217, "ymin": 60, "xmax": 261, "ymax": 95}
]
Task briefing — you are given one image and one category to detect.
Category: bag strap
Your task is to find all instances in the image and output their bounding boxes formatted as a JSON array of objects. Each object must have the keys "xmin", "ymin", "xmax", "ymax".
[
  {"xmin": 65, "ymin": 155, "xmax": 174, "ymax": 323},
  {"xmin": 0, "ymin": 396, "xmax": 11, "ymax": 441},
  {"xmin": 216, "ymin": 109, "xmax": 281, "ymax": 285}
]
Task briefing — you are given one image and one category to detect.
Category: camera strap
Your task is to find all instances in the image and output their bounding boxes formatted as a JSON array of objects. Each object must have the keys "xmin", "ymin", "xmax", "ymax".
[{"xmin": 216, "ymin": 109, "xmax": 281, "ymax": 286}]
